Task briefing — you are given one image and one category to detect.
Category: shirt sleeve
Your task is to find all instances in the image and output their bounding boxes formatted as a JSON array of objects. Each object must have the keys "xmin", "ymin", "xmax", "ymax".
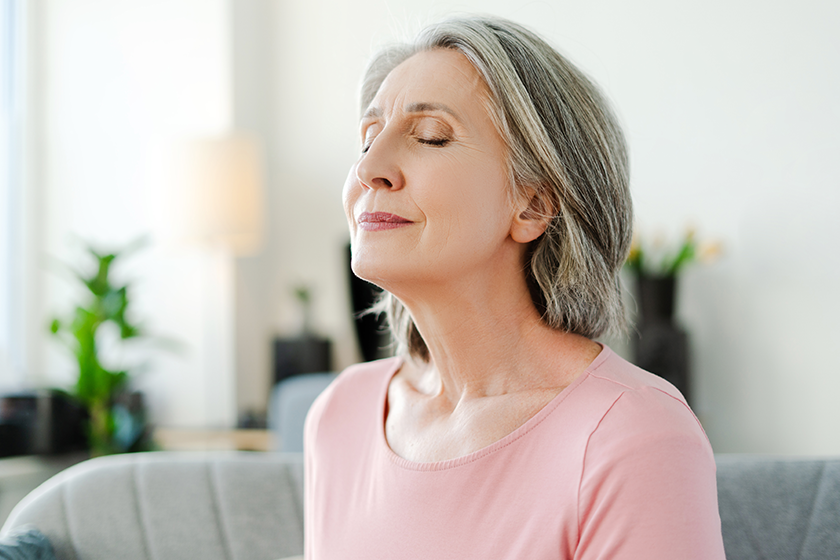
[{"xmin": 575, "ymin": 387, "xmax": 726, "ymax": 559}]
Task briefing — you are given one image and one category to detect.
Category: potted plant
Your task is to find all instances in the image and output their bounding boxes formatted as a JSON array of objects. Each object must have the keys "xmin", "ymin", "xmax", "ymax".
[{"xmin": 49, "ymin": 240, "xmax": 156, "ymax": 456}]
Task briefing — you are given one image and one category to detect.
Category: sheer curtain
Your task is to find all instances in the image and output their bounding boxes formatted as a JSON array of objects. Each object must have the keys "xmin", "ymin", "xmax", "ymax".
[{"xmin": 0, "ymin": 0, "xmax": 24, "ymax": 389}]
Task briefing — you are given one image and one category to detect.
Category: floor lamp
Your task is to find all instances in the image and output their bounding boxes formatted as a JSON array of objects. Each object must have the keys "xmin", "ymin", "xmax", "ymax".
[{"xmin": 174, "ymin": 134, "xmax": 264, "ymax": 428}]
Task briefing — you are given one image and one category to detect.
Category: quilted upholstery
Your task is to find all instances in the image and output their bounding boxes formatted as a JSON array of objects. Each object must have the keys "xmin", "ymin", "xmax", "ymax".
[
  {"xmin": 0, "ymin": 452, "xmax": 304, "ymax": 560},
  {"xmin": 716, "ymin": 456, "xmax": 840, "ymax": 559}
]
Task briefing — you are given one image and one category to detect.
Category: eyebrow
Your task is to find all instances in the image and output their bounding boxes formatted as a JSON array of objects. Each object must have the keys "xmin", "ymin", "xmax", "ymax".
[
  {"xmin": 362, "ymin": 102, "xmax": 462, "ymax": 122},
  {"xmin": 406, "ymin": 102, "xmax": 461, "ymax": 121}
]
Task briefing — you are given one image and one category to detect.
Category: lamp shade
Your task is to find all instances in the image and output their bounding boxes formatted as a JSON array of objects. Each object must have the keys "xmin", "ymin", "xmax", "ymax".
[{"xmin": 174, "ymin": 134, "xmax": 265, "ymax": 255}]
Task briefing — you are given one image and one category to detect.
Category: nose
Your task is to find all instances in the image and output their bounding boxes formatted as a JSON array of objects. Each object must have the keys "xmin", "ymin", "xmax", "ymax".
[{"xmin": 355, "ymin": 131, "xmax": 405, "ymax": 191}]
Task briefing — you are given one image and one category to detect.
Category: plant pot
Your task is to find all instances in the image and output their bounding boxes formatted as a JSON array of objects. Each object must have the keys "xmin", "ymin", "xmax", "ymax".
[
  {"xmin": 632, "ymin": 274, "xmax": 691, "ymax": 404},
  {"xmin": 637, "ymin": 274, "xmax": 677, "ymax": 324},
  {"xmin": 87, "ymin": 390, "xmax": 151, "ymax": 456}
]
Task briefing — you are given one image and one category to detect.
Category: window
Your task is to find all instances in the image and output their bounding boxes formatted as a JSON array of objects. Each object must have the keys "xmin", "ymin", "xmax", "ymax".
[{"xmin": 0, "ymin": 0, "xmax": 24, "ymax": 387}]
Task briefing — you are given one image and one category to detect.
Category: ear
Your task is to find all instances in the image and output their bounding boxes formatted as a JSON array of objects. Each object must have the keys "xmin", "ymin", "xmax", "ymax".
[{"xmin": 510, "ymin": 190, "xmax": 551, "ymax": 244}]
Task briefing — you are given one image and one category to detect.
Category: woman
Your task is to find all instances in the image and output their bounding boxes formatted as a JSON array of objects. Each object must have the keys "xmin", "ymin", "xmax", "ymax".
[{"xmin": 305, "ymin": 16, "xmax": 725, "ymax": 559}]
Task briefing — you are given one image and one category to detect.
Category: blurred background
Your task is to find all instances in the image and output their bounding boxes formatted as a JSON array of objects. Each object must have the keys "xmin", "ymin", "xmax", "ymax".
[{"xmin": 0, "ymin": 0, "xmax": 838, "ymax": 457}]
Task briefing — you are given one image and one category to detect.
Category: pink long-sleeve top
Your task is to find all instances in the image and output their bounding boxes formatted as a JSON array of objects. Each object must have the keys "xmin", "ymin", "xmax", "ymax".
[{"xmin": 304, "ymin": 345, "xmax": 726, "ymax": 559}]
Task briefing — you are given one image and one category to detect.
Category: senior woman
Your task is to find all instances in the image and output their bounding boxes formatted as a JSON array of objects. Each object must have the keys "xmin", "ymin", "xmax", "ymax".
[{"xmin": 304, "ymin": 15, "xmax": 725, "ymax": 559}]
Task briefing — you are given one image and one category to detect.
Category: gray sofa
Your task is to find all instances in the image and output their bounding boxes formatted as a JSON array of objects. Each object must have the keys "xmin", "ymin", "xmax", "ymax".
[
  {"xmin": 2, "ymin": 452, "xmax": 839, "ymax": 559},
  {"xmin": 1, "ymin": 452, "xmax": 304, "ymax": 560},
  {"xmin": 268, "ymin": 373, "xmax": 336, "ymax": 453},
  {"xmin": 716, "ymin": 455, "xmax": 840, "ymax": 559}
]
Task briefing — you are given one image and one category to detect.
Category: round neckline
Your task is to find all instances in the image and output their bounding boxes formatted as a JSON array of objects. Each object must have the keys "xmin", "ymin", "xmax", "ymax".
[{"xmin": 378, "ymin": 344, "xmax": 613, "ymax": 472}]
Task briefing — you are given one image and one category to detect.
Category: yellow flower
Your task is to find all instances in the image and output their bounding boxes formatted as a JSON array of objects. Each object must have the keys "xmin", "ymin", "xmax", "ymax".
[{"xmin": 698, "ymin": 241, "xmax": 723, "ymax": 263}]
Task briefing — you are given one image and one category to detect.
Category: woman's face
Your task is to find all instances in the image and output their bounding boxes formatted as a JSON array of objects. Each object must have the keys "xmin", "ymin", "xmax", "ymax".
[{"xmin": 343, "ymin": 49, "xmax": 530, "ymax": 294}]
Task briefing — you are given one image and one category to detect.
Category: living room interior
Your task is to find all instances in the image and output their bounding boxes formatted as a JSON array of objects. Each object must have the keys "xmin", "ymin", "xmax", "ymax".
[{"xmin": 0, "ymin": 0, "xmax": 838, "ymax": 552}]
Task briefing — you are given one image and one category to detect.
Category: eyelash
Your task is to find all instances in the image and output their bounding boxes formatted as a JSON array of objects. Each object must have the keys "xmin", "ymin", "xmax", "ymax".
[
  {"xmin": 418, "ymin": 137, "xmax": 450, "ymax": 147},
  {"xmin": 361, "ymin": 136, "xmax": 450, "ymax": 154}
]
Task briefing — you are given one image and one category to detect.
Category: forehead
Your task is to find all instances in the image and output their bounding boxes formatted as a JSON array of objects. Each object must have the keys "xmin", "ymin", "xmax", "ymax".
[{"xmin": 368, "ymin": 48, "xmax": 491, "ymax": 118}]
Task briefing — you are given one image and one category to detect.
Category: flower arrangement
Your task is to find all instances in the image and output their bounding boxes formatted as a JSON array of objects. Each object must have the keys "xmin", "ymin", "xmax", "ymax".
[{"xmin": 625, "ymin": 228, "xmax": 721, "ymax": 278}]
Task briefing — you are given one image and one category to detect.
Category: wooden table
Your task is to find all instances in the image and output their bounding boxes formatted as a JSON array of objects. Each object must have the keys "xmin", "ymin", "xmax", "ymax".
[{"xmin": 152, "ymin": 428, "xmax": 275, "ymax": 452}]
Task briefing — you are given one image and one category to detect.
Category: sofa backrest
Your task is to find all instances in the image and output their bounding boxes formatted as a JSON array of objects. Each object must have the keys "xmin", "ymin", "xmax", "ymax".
[
  {"xmin": 716, "ymin": 455, "xmax": 840, "ymax": 560},
  {"xmin": 1, "ymin": 452, "xmax": 304, "ymax": 560}
]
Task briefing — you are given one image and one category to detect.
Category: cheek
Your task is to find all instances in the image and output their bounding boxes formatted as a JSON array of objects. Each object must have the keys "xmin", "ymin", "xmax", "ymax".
[
  {"xmin": 342, "ymin": 166, "xmax": 361, "ymax": 226},
  {"xmin": 417, "ymin": 160, "xmax": 512, "ymax": 236}
]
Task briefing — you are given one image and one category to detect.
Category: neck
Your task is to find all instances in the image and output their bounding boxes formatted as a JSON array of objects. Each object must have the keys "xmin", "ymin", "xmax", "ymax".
[{"xmin": 393, "ymin": 268, "xmax": 600, "ymax": 403}]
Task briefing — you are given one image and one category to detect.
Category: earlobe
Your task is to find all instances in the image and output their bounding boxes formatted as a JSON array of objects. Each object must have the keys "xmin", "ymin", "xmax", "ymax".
[{"xmin": 510, "ymin": 192, "xmax": 551, "ymax": 244}]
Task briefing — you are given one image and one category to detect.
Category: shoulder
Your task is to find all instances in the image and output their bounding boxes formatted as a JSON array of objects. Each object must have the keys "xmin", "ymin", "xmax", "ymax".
[
  {"xmin": 571, "ymin": 348, "xmax": 716, "ymax": 509},
  {"xmin": 305, "ymin": 357, "xmax": 401, "ymax": 442},
  {"xmin": 586, "ymin": 347, "xmax": 687, "ymax": 401},
  {"xmin": 319, "ymin": 356, "xmax": 400, "ymax": 409},
  {"xmin": 578, "ymin": 349, "xmax": 717, "ymax": 515},
  {"xmin": 573, "ymin": 350, "xmax": 724, "ymax": 558},
  {"xmin": 581, "ymin": 348, "xmax": 705, "ymax": 443}
]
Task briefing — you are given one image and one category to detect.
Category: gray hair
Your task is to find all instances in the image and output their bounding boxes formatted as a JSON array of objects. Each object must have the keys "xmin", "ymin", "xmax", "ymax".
[{"xmin": 360, "ymin": 16, "xmax": 633, "ymax": 361}]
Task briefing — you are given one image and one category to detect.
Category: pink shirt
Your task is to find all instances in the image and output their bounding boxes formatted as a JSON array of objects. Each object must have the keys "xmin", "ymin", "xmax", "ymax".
[{"xmin": 304, "ymin": 346, "xmax": 725, "ymax": 559}]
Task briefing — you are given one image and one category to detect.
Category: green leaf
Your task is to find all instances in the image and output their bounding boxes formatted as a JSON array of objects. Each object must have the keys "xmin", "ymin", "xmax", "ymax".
[
  {"xmin": 46, "ymin": 236, "xmax": 174, "ymax": 454},
  {"xmin": 665, "ymin": 238, "xmax": 697, "ymax": 276}
]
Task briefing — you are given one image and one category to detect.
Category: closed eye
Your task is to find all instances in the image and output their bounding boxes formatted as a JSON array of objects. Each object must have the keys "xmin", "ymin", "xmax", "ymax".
[{"xmin": 418, "ymin": 137, "xmax": 450, "ymax": 147}]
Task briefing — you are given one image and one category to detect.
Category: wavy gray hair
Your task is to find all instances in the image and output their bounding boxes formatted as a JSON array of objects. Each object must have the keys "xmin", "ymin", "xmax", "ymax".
[{"xmin": 360, "ymin": 16, "xmax": 633, "ymax": 361}]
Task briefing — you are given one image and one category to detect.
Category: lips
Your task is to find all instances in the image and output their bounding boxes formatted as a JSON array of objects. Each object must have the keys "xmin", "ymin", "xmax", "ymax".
[{"xmin": 357, "ymin": 212, "xmax": 413, "ymax": 231}]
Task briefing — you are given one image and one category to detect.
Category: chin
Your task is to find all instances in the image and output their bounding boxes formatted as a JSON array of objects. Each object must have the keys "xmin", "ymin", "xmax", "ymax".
[
  {"xmin": 349, "ymin": 249, "xmax": 418, "ymax": 295},
  {"xmin": 351, "ymin": 260, "xmax": 400, "ymax": 291},
  {"xmin": 349, "ymin": 249, "xmax": 389, "ymax": 287}
]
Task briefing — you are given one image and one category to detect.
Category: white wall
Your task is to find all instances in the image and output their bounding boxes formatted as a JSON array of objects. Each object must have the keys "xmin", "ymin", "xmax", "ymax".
[
  {"xmin": 29, "ymin": 0, "xmax": 840, "ymax": 453},
  {"xmin": 37, "ymin": 0, "xmax": 235, "ymax": 427},
  {"xmin": 250, "ymin": 0, "xmax": 840, "ymax": 454}
]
